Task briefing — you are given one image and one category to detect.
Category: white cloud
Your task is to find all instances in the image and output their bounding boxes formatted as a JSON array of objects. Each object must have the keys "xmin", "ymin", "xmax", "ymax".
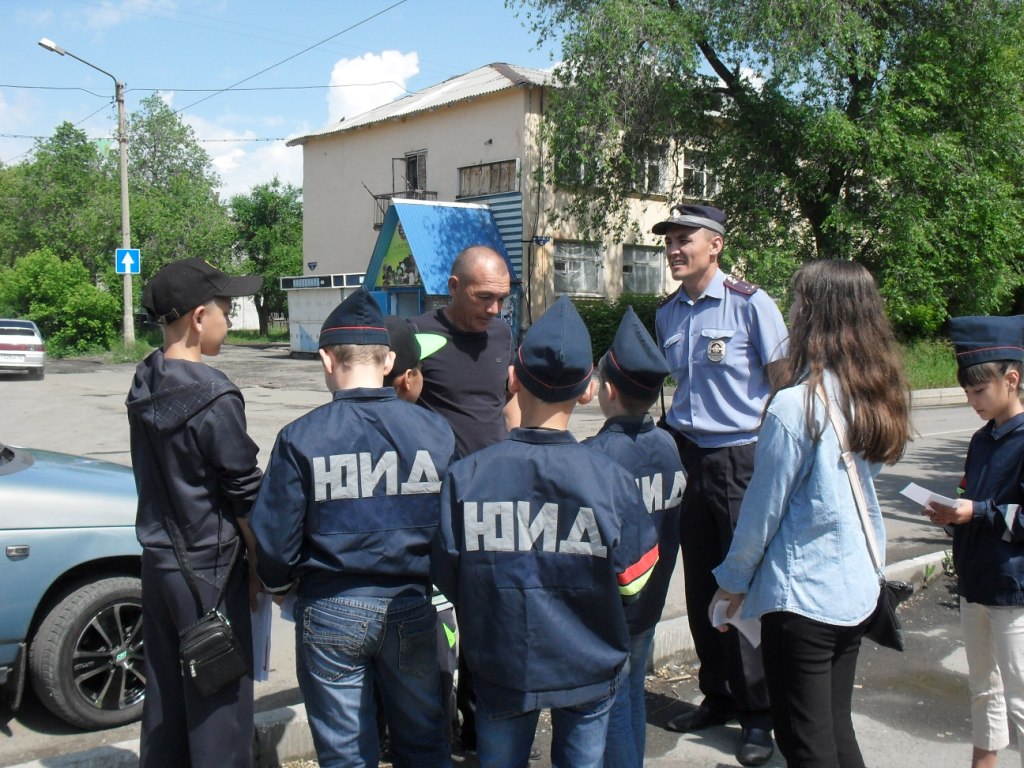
[
  {"xmin": 78, "ymin": 0, "xmax": 179, "ymax": 31},
  {"xmin": 182, "ymin": 112, "xmax": 302, "ymax": 200},
  {"xmin": 327, "ymin": 51, "xmax": 420, "ymax": 124}
]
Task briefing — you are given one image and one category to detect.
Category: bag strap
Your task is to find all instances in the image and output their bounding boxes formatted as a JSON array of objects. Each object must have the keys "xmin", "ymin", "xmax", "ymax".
[
  {"xmin": 814, "ymin": 385, "xmax": 884, "ymax": 572},
  {"xmin": 135, "ymin": 422, "xmax": 239, "ymax": 617}
]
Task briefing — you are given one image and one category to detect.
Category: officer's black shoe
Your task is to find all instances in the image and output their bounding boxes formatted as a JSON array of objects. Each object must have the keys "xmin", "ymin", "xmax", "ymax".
[
  {"xmin": 735, "ymin": 726, "xmax": 774, "ymax": 767},
  {"xmin": 665, "ymin": 702, "xmax": 735, "ymax": 732}
]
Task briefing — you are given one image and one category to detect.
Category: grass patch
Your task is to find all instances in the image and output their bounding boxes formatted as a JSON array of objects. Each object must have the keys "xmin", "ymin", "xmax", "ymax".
[
  {"xmin": 227, "ymin": 328, "xmax": 289, "ymax": 344},
  {"xmin": 901, "ymin": 338, "xmax": 958, "ymax": 390}
]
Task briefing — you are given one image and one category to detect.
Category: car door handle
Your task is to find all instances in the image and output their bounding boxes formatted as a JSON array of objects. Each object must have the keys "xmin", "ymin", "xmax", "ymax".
[{"xmin": 6, "ymin": 545, "xmax": 29, "ymax": 560}]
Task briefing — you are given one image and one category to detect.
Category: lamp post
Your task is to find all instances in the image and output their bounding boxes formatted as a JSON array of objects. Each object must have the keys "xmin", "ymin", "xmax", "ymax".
[{"xmin": 39, "ymin": 38, "xmax": 134, "ymax": 346}]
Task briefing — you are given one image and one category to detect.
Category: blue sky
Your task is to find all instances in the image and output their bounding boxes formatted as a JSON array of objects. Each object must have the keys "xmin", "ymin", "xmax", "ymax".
[{"xmin": 0, "ymin": 0, "xmax": 560, "ymax": 198}]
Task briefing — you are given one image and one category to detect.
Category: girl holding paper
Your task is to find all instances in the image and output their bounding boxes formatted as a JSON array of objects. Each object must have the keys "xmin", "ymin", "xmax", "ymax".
[{"xmin": 710, "ymin": 260, "xmax": 912, "ymax": 768}]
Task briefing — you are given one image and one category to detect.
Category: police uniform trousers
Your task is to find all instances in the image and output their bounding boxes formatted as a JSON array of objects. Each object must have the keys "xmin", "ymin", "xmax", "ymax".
[
  {"xmin": 139, "ymin": 552, "xmax": 254, "ymax": 768},
  {"xmin": 668, "ymin": 428, "xmax": 772, "ymax": 729}
]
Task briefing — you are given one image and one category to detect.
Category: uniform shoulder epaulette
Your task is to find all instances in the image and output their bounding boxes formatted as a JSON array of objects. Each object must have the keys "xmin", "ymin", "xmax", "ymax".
[
  {"xmin": 724, "ymin": 275, "xmax": 758, "ymax": 296},
  {"xmin": 657, "ymin": 286, "xmax": 681, "ymax": 308}
]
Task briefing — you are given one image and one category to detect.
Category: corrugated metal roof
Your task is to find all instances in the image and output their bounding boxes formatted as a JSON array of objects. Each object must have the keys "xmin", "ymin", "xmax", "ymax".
[{"xmin": 287, "ymin": 62, "xmax": 552, "ymax": 146}]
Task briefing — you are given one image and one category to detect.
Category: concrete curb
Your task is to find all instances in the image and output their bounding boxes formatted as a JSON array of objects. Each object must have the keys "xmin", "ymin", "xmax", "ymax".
[
  {"xmin": 9, "ymin": 549, "xmax": 951, "ymax": 768},
  {"xmin": 911, "ymin": 387, "xmax": 966, "ymax": 408}
]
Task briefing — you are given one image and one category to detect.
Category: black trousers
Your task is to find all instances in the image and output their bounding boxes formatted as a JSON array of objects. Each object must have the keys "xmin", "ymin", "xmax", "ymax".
[
  {"xmin": 140, "ymin": 554, "xmax": 254, "ymax": 768},
  {"xmin": 670, "ymin": 430, "xmax": 772, "ymax": 729},
  {"xmin": 760, "ymin": 612, "xmax": 868, "ymax": 768}
]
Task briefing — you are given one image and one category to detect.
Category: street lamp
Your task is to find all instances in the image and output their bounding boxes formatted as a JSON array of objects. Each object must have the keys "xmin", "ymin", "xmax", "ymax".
[{"xmin": 39, "ymin": 37, "xmax": 134, "ymax": 346}]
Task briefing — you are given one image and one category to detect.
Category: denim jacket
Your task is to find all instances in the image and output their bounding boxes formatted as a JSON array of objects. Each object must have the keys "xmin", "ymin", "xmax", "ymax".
[{"xmin": 713, "ymin": 373, "xmax": 883, "ymax": 626}]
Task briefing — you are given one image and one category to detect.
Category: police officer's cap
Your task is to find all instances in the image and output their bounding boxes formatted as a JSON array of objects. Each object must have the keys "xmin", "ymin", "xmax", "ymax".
[
  {"xmin": 319, "ymin": 288, "xmax": 389, "ymax": 348},
  {"xmin": 514, "ymin": 295, "xmax": 593, "ymax": 403},
  {"xmin": 651, "ymin": 204, "xmax": 727, "ymax": 236},
  {"xmin": 948, "ymin": 315, "xmax": 1024, "ymax": 368},
  {"xmin": 602, "ymin": 307, "xmax": 669, "ymax": 399}
]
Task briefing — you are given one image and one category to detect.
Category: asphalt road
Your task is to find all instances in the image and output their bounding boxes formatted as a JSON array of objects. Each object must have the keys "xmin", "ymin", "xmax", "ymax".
[{"xmin": 0, "ymin": 344, "xmax": 984, "ymax": 766}]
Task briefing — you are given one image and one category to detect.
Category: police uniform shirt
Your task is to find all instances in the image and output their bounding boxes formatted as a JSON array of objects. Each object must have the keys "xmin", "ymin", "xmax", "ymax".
[
  {"xmin": 250, "ymin": 387, "xmax": 456, "ymax": 599},
  {"xmin": 583, "ymin": 415, "xmax": 685, "ymax": 635},
  {"xmin": 655, "ymin": 269, "xmax": 788, "ymax": 448},
  {"xmin": 433, "ymin": 427, "xmax": 660, "ymax": 712}
]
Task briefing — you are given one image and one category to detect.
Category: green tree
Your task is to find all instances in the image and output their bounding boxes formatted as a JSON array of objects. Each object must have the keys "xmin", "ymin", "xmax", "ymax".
[
  {"xmin": 124, "ymin": 94, "xmax": 234, "ymax": 283},
  {"xmin": 0, "ymin": 249, "xmax": 118, "ymax": 356},
  {"xmin": 0, "ymin": 123, "xmax": 118, "ymax": 277},
  {"xmin": 229, "ymin": 178, "xmax": 303, "ymax": 335},
  {"xmin": 514, "ymin": 0, "xmax": 1024, "ymax": 335}
]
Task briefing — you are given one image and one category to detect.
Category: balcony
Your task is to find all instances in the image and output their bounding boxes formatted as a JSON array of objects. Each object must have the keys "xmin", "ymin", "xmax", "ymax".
[{"xmin": 373, "ymin": 190, "xmax": 438, "ymax": 229}]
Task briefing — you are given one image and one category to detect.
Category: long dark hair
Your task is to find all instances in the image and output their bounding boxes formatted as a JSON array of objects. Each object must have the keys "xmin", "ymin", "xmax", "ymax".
[{"xmin": 772, "ymin": 260, "xmax": 912, "ymax": 465}]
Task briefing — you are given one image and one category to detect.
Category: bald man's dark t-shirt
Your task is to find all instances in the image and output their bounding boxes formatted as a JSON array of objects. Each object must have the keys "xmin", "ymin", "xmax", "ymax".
[{"xmin": 412, "ymin": 309, "xmax": 513, "ymax": 457}]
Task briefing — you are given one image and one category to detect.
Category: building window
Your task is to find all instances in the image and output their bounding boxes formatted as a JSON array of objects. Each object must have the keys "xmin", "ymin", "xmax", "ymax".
[
  {"xmin": 628, "ymin": 146, "xmax": 667, "ymax": 195},
  {"xmin": 458, "ymin": 159, "xmax": 520, "ymax": 198},
  {"xmin": 683, "ymin": 149, "xmax": 717, "ymax": 200},
  {"xmin": 553, "ymin": 240, "xmax": 603, "ymax": 296},
  {"xmin": 622, "ymin": 245, "xmax": 665, "ymax": 295},
  {"xmin": 404, "ymin": 150, "xmax": 427, "ymax": 191}
]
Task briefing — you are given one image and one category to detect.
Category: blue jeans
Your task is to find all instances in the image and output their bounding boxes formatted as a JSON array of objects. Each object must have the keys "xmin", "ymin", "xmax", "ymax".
[
  {"xmin": 476, "ymin": 690, "xmax": 615, "ymax": 768},
  {"xmin": 295, "ymin": 594, "xmax": 450, "ymax": 768},
  {"xmin": 604, "ymin": 628, "xmax": 655, "ymax": 768}
]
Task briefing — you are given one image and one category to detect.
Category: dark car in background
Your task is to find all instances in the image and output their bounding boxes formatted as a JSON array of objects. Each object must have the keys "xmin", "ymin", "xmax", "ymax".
[
  {"xmin": 0, "ymin": 442, "xmax": 144, "ymax": 729},
  {"xmin": 0, "ymin": 319, "xmax": 46, "ymax": 380}
]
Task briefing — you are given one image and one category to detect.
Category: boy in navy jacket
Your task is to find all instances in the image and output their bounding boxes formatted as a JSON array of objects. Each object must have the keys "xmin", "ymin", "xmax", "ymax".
[
  {"xmin": 925, "ymin": 315, "xmax": 1024, "ymax": 768},
  {"xmin": 250, "ymin": 290, "xmax": 456, "ymax": 768},
  {"xmin": 433, "ymin": 295, "xmax": 659, "ymax": 768},
  {"xmin": 583, "ymin": 307, "xmax": 685, "ymax": 768}
]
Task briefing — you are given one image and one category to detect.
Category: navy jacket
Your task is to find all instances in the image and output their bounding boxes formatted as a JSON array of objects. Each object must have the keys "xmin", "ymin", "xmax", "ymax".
[
  {"xmin": 250, "ymin": 387, "xmax": 456, "ymax": 599},
  {"xmin": 584, "ymin": 415, "xmax": 684, "ymax": 634},
  {"xmin": 954, "ymin": 412, "xmax": 1024, "ymax": 606},
  {"xmin": 126, "ymin": 350, "xmax": 262, "ymax": 570},
  {"xmin": 433, "ymin": 427, "xmax": 659, "ymax": 711}
]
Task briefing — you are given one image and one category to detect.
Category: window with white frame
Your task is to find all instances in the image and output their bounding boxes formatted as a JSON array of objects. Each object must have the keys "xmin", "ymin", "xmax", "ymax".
[
  {"xmin": 458, "ymin": 159, "xmax": 520, "ymax": 198},
  {"xmin": 683, "ymin": 149, "xmax": 718, "ymax": 200},
  {"xmin": 622, "ymin": 245, "xmax": 665, "ymax": 295},
  {"xmin": 553, "ymin": 240, "xmax": 604, "ymax": 296},
  {"xmin": 628, "ymin": 146, "xmax": 667, "ymax": 195}
]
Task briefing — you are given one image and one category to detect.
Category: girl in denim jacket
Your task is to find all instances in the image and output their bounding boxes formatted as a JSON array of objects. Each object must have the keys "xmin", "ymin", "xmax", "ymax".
[{"xmin": 712, "ymin": 260, "xmax": 912, "ymax": 768}]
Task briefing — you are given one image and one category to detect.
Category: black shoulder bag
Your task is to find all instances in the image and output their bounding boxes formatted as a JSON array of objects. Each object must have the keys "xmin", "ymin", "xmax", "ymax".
[
  {"xmin": 166, "ymin": 519, "xmax": 248, "ymax": 696},
  {"xmin": 816, "ymin": 386, "xmax": 914, "ymax": 651}
]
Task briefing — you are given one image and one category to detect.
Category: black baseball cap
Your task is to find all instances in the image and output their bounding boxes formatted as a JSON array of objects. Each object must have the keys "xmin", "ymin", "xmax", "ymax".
[{"xmin": 143, "ymin": 257, "xmax": 262, "ymax": 324}]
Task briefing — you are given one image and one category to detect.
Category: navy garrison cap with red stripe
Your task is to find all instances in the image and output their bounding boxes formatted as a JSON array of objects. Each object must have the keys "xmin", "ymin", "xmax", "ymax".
[
  {"xmin": 602, "ymin": 306, "xmax": 669, "ymax": 399},
  {"xmin": 319, "ymin": 288, "xmax": 390, "ymax": 348},
  {"xmin": 514, "ymin": 295, "xmax": 593, "ymax": 403},
  {"xmin": 949, "ymin": 315, "xmax": 1024, "ymax": 368}
]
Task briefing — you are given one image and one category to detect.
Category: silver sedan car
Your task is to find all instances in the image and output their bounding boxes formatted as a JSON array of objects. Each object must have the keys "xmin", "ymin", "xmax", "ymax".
[
  {"xmin": 0, "ymin": 319, "xmax": 46, "ymax": 379},
  {"xmin": 0, "ymin": 442, "xmax": 144, "ymax": 729}
]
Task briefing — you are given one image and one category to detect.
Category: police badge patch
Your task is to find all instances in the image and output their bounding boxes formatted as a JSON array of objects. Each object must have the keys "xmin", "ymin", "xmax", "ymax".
[{"xmin": 707, "ymin": 338, "xmax": 726, "ymax": 362}]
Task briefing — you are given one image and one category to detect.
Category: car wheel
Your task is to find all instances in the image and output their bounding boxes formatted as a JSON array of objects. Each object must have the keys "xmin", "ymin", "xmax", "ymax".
[{"xmin": 29, "ymin": 576, "xmax": 145, "ymax": 729}]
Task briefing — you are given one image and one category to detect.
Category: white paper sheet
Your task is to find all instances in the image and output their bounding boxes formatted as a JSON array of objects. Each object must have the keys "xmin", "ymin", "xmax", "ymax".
[
  {"xmin": 251, "ymin": 592, "xmax": 273, "ymax": 682},
  {"xmin": 899, "ymin": 482, "xmax": 958, "ymax": 509},
  {"xmin": 711, "ymin": 599, "xmax": 761, "ymax": 648}
]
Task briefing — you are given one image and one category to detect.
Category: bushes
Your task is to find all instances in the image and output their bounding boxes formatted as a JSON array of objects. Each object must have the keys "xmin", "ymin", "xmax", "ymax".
[
  {"xmin": 572, "ymin": 293, "xmax": 665, "ymax": 360},
  {"xmin": 0, "ymin": 249, "xmax": 119, "ymax": 357}
]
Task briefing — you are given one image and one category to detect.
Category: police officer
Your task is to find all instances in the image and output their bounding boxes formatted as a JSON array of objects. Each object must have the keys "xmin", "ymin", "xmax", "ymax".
[
  {"xmin": 249, "ymin": 289, "xmax": 457, "ymax": 768},
  {"xmin": 653, "ymin": 204, "xmax": 788, "ymax": 767}
]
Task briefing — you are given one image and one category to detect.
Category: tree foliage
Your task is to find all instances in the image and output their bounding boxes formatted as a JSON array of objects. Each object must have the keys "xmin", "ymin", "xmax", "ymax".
[
  {"xmin": 0, "ymin": 249, "xmax": 118, "ymax": 356},
  {"xmin": 513, "ymin": 0, "xmax": 1024, "ymax": 335},
  {"xmin": 229, "ymin": 178, "xmax": 303, "ymax": 336}
]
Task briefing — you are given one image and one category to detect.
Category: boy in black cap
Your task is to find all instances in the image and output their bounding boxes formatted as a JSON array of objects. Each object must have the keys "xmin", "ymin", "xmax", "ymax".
[
  {"xmin": 433, "ymin": 295, "xmax": 660, "ymax": 768},
  {"xmin": 248, "ymin": 288, "xmax": 456, "ymax": 767},
  {"xmin": 583, "ymin": 307, "xmax": 685, "ymax": 768},
  {"xmin": 383, "ymin": 315, "xmax": 446, "ymax": 403},
  {"xmin": 923, "ymin": 315, "xmax": 1024, "ymax": 768},
  {"xmin": 127, "ymin": 256, "xmax": 264, "ymax": 768}
]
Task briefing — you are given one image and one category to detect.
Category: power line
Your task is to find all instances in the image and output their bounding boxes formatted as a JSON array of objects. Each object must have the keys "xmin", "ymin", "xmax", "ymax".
[
  {"xmin": 173, "ymin": 0, "xmax": 410, "ymax": 115},
  {"xmin": 1, "ymin": 81, "xmax": 411, "ymax": 95}
]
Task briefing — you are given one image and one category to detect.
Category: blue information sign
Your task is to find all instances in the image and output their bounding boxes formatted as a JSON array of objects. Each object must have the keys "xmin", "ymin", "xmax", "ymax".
[{"xmin": 115, "ymin": 248, "xmax": 141, "ymax": 275}]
